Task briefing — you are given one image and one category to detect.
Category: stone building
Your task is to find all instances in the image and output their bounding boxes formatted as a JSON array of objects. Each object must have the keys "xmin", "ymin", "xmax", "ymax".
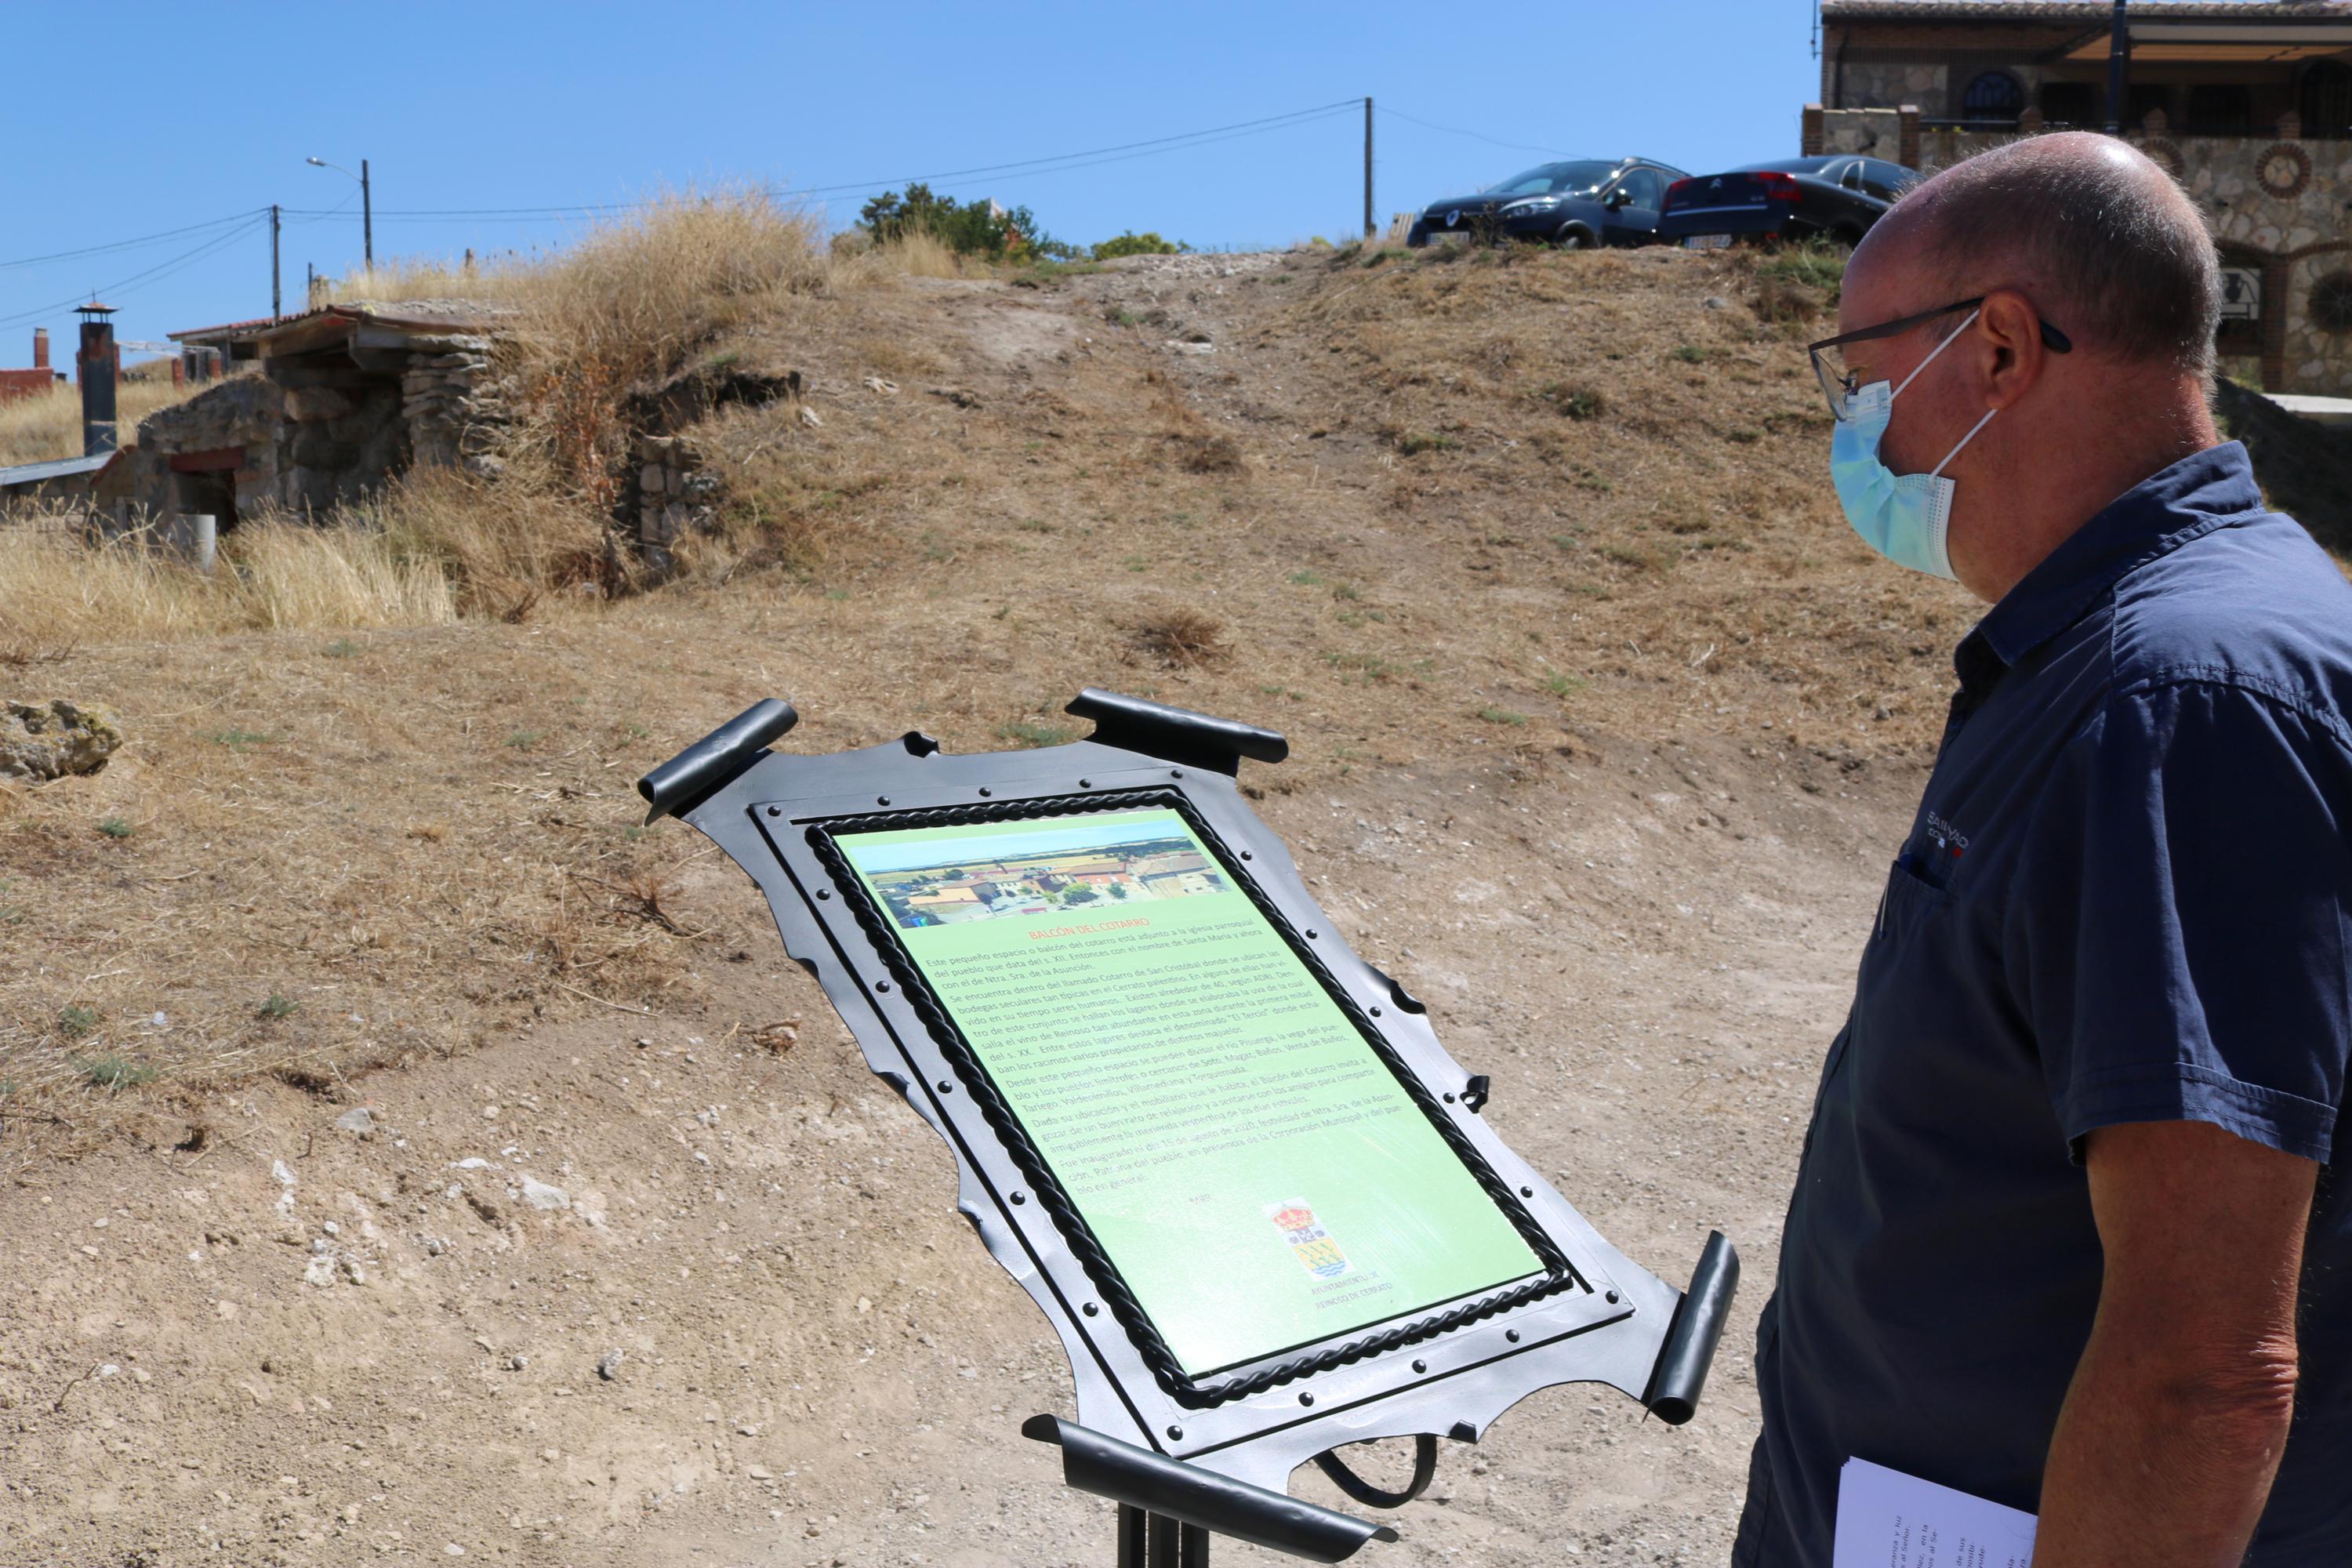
[
  {"xmin": 138, "ymin": 302, "xmax": 507, "ymax": 528},
  {"xmin": 1808, "ymin": 1, "xmax": 2352, "ymax": 393}
]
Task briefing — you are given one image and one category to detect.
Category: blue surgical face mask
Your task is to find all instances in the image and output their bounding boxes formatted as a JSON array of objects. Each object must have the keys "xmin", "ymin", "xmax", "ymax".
[{"xmin": 1830, "ymin": 310, "xmax": 1999, "ymax": 581}]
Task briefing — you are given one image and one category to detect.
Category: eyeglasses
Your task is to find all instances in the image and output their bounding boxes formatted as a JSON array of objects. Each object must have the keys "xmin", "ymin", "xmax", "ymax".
[{"xmin": 1808, "ymin": 297, "xmax": 2073, "ymax": 422}]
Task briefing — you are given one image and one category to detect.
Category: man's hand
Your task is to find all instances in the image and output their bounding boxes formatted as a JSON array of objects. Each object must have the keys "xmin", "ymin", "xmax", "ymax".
[{"xmin": 2033, "ymin": 1119, "xmax": 2317, "ymax": 1566}]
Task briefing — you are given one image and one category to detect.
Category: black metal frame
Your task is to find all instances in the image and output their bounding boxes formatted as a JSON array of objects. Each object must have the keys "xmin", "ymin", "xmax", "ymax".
[
  {"xmin": 640, "ymin": 690, "xmax": 1740, "ymax": 1563},
  {"xmin": 804, "ymin": 787, "xmax": 1583, "ymax": 1408}
]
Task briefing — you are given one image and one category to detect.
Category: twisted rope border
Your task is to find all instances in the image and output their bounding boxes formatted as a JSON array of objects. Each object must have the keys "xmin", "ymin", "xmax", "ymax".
[{"xmin": 804, "ymin": 787, "xmax": 1582, "ymax": 1409}]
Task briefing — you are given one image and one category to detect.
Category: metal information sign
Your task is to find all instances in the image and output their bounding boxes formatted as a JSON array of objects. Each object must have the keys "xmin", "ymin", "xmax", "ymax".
[{"xmin": 640, "ymin": 689, "xmax": 1737, "ymax": 1565}]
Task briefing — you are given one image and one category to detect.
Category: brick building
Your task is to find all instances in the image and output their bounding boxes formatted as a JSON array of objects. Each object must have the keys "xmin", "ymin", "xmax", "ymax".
[
  {"xmin": 0, "ymin": 329, "xmax": 61, "ymax": 406},
  {"xmin": 1806, "ymin": 0, "xmax": 2352, "ymax": 393}
]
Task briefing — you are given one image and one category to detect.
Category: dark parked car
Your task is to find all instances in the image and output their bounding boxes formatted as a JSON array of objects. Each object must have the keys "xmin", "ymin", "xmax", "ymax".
[
  {"xmin": 1657, "ymin": 155, "xmax": 1918, "ymax": 248},
  {"xmin": 1405, "ymin": 157, "xmax": 1690, "ymax": 249}
]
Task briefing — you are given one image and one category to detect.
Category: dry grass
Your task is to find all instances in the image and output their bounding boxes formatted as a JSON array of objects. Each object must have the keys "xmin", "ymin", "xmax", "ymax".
[
  {"xmin": 0, "ymin": 375, "xmax": 207, "ymax": 467},
  {"xmin": 7, "ymin": 241, "xmax": 2336, "ymax": 1133},
  {"xmin": 1133, "ymin": 606, "xmax": 1231, "ymax": 668}
]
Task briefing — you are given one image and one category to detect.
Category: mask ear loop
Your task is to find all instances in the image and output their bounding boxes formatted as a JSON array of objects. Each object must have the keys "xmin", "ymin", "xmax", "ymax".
[
  {"xmin": 1930, "ymin": 407, "xmax": 1999, "ymax": 478},
  {"xmin": 1892, "ymin": 308, "xmax": 1981, "ymax": 400}
]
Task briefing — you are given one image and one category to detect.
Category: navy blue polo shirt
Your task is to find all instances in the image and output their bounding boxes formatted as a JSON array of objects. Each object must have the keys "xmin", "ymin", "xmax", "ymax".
[{"xmin": 1736, "ymin": 443, "xmax": 2352, "ymax": 1566}]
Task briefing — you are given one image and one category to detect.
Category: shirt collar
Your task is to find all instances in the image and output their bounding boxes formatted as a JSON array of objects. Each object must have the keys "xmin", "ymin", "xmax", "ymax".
[{"xmin": 1964, "ymin": 441, "xmax": 2267, "ymax": 679}]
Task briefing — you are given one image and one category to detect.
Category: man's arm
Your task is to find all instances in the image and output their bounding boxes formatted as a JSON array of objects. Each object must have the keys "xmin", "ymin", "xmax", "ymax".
[{"xmin": 2031, "ymin": 1119, "xmax": 2317, "ymax": 1567}]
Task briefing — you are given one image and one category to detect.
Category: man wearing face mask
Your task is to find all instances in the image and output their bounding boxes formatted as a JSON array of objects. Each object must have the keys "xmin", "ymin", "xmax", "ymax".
[{"xmin": 1733, "ymin": 132, "xmax": 2352, "ymax": 1566}]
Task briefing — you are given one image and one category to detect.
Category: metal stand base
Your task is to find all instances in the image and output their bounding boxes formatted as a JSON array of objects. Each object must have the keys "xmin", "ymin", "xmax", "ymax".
[{"xmin": 1120, "ymin": 1504, "xmax": 1211, "ymax": 1566}]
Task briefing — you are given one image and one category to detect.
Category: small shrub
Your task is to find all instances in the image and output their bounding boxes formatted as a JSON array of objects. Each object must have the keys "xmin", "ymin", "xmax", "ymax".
[
  {"xmin": 323, "ymin": 638, "xmax": 361, "ymax": 659},
  {"xmin": 74, "ymin": 1055, "xmax": 157, "ymax": 1093},
  {"xmin": 258, "ymin": 993, "xmax": 299, "ymax": 1019},
  {"xmin": 210, "ymin": 728, "xmax": 274, "ymax": 748},
  {"xmin": 505, "ymin": 729, "xmax": 543, "ymax": 750},
  {"xmin": 58, "ymin": 1004, "xmax": 99, "ymax": 1038},
  {"xmin": 1396, "ymin": 431, "xmax": 1456, "ymax": 456},
  {"xmin": 1546, "ymin": 671, "xmax": 1589, "ymax": 696},
  {"xmin": 1477, "ymin": 706, "xmax": 1529, "ymax": 726},
  {"xmin": 1671, "ymin": 346, "xmax": 1710, "ymax": 365},
  {"xmin": 1534, "ymin": 383, "xmax": 1606, "ymax": 420},
  {"xmin": 1091, "ymin": 231, "xmax": 1189, "ymax": 261},
  {"xmin": 1290, "ymin": 570, "xmax": 1326, "ymax": 586},
  {"xmin": 97, "ymin": 817, "xmax": 133, "ymax": 840}
]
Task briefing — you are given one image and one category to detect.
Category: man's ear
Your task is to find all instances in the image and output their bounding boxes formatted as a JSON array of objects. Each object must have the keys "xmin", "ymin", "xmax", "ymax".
[{"xmin": 1976, "ymin": 289, "xmax": 2048, "ymax": 411}]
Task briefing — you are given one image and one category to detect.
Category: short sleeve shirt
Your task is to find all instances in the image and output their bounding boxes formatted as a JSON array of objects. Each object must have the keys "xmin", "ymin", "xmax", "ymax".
[{"xmin": 1742, "ymin": 443, "xmax": 2352, "ymax": 1566}]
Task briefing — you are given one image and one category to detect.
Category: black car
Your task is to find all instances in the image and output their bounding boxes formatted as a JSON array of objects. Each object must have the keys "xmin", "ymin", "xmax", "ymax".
[
  {"xmin": 1405, "ymin": 157, "xmax": 1690, "ymax": 249},
  {"xmin": 1657, "ymin": 155, "xmax": 1918, "ymax": 248}
]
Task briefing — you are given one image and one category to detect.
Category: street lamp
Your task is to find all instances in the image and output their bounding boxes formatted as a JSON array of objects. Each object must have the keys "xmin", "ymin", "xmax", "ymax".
[{"xmin": 305, "ymin": 155, "xmax": 373, "ymax": 268}]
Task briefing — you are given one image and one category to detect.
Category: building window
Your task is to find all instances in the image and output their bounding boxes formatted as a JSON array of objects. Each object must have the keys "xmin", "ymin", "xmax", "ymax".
[
  {"xmin": 2303, "ymin": 61, "xmax": 2352, "ymax": 140},
  {"xmin": 2129, "ymin": 83, "xmax": 2172, "ymax": 130},
  {"xmin": 2185, "ymin": 84, "xmax": 2253, "ymax": 136},
  {"xmin": 1962, "ymin": 71, "xmax": 2025, "ymax": 126},
  {"xmin": 2311, "ymin": 272, "xmax": 2352, "ymax": 336},
  {"xmin": 2039, "ymin": 81, "xmax": 2097, "ymax": 127}
]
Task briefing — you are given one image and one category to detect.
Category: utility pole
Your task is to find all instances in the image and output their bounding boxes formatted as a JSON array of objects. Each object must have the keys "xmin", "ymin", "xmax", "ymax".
[
  {"xmin": 361, "ymin": 157, "xmax": 373, "ymax": 268},
  {"xmin": 2105, "ymin": 0, "xmax": 2130, "ymax": 134},
  {"xmin": 1363, "ymin": 96, "xmax": 1374, "ymax": 240},
  {"xmin": 271, "ymin": 204, "xmax": 281, "ymax": 321}
]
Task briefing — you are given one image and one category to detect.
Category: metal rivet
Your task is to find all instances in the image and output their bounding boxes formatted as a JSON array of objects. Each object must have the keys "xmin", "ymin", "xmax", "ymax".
[
  {"xmin": 816, "ymin": 889, "xmax": 830, "ymax": 900},
  {"xmin": 1167, "ymin": 1424, "xmax": 1183, "ymax": 1440},
  {"xmin": 1369, "ymin": 1006, "xmax": 1383, "ymax": 1018},
  {"xmin": 876, "ymin": 980, "xmax": 891, "ymax": 993},
  {"xmin": 1083, "ymin": 1302, "xmax": 1100, "ymax": 1317},
  {"xmin": 1240, "ymin": 850, "xmax": 1253, "ymax": 860},
  {"xmin": 765, "ymin": 804, "xmax": 782, "ymax": 817},
  {"xmin": 1305, "ymin": 929, "xmax": 1318, "ymax": 939},
  {"xmin": 1010, "ymin": 1191, "xmax": 1026, "ymax": 1205},
  {"xmin": 1412, "ymin": 1359, "xmax": 1428, "ymax": 1374},
  {"xmin": 1171, "ymin": 769, "xmax": 1185, "ymax": 779},
  {"xmin": 1606, "ymin": 1290, "xmax": 1621, "ymax": 1305},
  {"xmin": 1079, "ymin": 778, "xmax": 1092, "ymax": 789},
  {"xmin": 1298, "ymin": 1392, "xmax": 1314, "ymax": 1406},
  {"xmin": 1505, "ymin": 1328, "xmax": 1521, "ymax": 1343},
  {"xmin": 937, "ymin": 1080, "xmax": 953, "ymax": 1094},
  {"xmin": 1519, "ymin": 1185, "xmax": 1534, "ymax": 1198},
  {"xmin": 1443, "ymin": 1092, "xmax": 1457, "ymax": 1104},
  {"xmin": 979, "ymin": 787, "xmax": 993, "ymax": 797},
  {"xmin": 877, "ymin": 795, "xmax": 891, "ymax": 806}
]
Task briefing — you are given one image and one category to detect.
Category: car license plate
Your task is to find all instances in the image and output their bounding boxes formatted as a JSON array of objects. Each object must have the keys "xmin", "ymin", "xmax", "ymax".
[{"xmin": 1683, "ymin": 234, "xmax": 1733, "ymax": 251}]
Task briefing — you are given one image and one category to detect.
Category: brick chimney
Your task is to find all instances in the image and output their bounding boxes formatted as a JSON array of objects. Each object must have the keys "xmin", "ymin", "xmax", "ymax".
[{"xmin": 32, "ymin": 327, "xmax": 49, "ymax": 371}]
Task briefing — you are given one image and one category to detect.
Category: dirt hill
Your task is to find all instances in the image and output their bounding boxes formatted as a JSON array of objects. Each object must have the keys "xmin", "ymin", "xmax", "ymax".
[{"xmin": 1, "ymin": 240, "xmax": 2031, "ymax": 1566}]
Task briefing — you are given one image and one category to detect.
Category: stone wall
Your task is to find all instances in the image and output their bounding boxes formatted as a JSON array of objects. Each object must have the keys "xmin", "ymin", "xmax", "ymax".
[
  {"xmin": 1836, "ymin": 60, "xmax": 1944, "ymax": 116},
  {"xmin": 1911, "ymin": 119, "xmax": 2352, "ymax": 394},
  {"xmin": 623, "ymin": 435, "xmax": 723, "ymax": 575},
  {"xmin": 1809, "ymin": 106, "xmax": 1918, "ymax": 163},
  {"xmin": 130, "ymin": 328, "xmax": 508, "ymax": 522}
]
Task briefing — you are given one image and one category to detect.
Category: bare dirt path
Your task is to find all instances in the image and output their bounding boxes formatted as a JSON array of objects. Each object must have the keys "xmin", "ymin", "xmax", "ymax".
[{"xmin": 2, "ymin": 253, "xmax": 1929, "ymax": 1566}]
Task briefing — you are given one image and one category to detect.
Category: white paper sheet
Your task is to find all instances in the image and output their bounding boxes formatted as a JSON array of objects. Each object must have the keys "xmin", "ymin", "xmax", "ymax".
[{"xmin": 1833, "ymin": 1457, "xmax": 2038, "ymax": 1568}]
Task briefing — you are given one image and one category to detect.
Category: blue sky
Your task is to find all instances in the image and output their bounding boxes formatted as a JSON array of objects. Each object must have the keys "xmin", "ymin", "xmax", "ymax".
[
  {"xmin": 841, "ymin": 810, "xmax": 1192, "ymax": 875},
  {"xmin": 1, "ymin": 1, "xmax": 1829, "ymax": 361}
]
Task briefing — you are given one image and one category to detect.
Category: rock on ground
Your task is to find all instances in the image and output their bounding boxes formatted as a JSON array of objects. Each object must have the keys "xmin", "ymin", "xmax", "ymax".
[{"xmin": 0, "ymin": 699, "xmax": 123, "ymax": 782}]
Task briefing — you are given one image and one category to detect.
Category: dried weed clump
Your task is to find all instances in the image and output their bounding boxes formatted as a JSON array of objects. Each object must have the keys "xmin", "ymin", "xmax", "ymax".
[{"xmin": 1133, "ymin": 607, "xmax": 1231, "ymax": 669}]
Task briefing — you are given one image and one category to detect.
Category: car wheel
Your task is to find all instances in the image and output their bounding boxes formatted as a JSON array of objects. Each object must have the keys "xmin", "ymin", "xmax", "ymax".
[
  {"xmin": 1406, "ymin": 220, "xmax": 1430, "ymax": 249},
  {"xmin": 1555, "ymin": 223, "xmax": 1595, "ymax": 250}
]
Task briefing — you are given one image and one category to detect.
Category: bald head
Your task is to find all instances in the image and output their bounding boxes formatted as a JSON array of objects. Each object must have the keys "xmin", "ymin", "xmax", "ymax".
[{"xmin": 1858, "ymin": 132, "xmax": 2220, "ymax": 380}]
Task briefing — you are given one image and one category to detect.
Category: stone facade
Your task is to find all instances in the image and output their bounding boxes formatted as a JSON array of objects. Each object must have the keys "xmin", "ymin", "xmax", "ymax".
[
  {"xmin": 129, "ymin": 310, "xmax": 508, "ymax": 526},
  {"xmin": 622, "ymin": 435, "xmax": 723, "ymax": 575},
  {"xmin": 1905, "ymin": 120, "xmax": 2352, "ymax": 394},
  {"xmin": 1811, "ymin": 105, "xmax": 1920, "ymax": 165}
]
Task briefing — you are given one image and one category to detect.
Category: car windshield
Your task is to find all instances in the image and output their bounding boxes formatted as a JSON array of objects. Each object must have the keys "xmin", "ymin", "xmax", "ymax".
[{"xmin": 1485, "ymin": 160, "xmax": 1618, "ymax": 197}]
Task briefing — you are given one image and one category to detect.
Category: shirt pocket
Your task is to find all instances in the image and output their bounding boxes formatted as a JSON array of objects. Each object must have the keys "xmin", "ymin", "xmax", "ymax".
[{"xmin": 1872, "ymin": 855, "xmax": 1955, "ymax": 945}]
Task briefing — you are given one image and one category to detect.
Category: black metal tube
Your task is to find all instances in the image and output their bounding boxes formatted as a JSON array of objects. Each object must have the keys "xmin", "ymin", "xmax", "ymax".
[{"xmin": 362, "ymin": 158, "xmax": 373, "ymax": 268}]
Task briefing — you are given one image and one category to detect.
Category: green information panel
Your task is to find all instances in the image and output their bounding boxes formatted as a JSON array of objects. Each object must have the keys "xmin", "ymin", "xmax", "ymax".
[{"xmin": 835, "ymin": 807, "xmax": 1543, "ymax": 1375}]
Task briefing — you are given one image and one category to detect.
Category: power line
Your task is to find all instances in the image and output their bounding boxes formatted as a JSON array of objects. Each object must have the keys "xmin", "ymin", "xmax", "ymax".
[
  {"xmin": 282, "ymin": 97, "xmax": 1367, "ymax": 223},
  {"xmin": 0, "ymin": 209, "xmax": 269, "ymax": 273},
  {"xmin": 0, "ymin": 216, "xmax": 267, "ymax": 332},
  {"xmin": 1376, "ymin": 103, "xmax": 1586, "ymax": 161}
]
